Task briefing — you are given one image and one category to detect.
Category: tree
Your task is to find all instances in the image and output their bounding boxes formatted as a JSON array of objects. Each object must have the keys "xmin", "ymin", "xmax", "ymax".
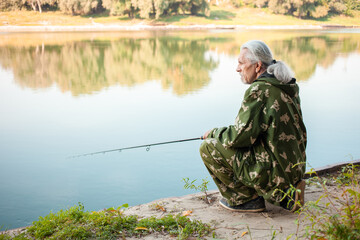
[
  {"xmin": 268, "ymin": 0, "xmax": 331, "ymax": 18},
  {"xmin": 28, "ymin": 0, "xmax": 43, "ymax": 12},
  {"xmin": 154, "ymin": 0, "xmax": 170, "ymax": 18},
  {"xmin": 169, "ymin": 0, "xmax": 188, "ymax": 14},
  {"xmin": 343, "ymin": 0, "xmax": 360, "ymax": 15},
  {"xmin": 328, "ymin": 0, "xmax": 347, "ymax": 14},
  {"xmin": 22, "ymin": 0, "xmax": 57, "ymax": 13},
  {"xmin": 58, "ymin": 0, "xmax": 101, "ymax": 15},
  {"xmin": 102, "ymin": 0, "xmax": 136, "ymax": 17},
  {"xmin": 131, "ymin": 0, "xmax": 154, "ymax": 18},
  {"xmin": 254, "ymin": 0, "xmax": 269, "ymax": 8},
  {"xmin": 0, "ymin": 0, "xmax": 25, "ymax": 11},
  {"xmin": 188, "ymin": 0, "xmax": 209, "ymax": 15},
  {"xmin": 268, "ymin": 0, "xmax": 292, "ymax": 15}
]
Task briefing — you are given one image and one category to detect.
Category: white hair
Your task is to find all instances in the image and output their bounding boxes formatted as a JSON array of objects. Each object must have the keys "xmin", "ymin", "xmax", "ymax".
[{"xmin": 240, "ymin": 40, "xmax": 295, "ymax": 83}]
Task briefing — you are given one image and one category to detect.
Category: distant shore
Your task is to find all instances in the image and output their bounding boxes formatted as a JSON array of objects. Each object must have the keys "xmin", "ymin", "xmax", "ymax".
[{"xmin": 0, "ymin": 23, "xmax": 359, "ymax": 33}]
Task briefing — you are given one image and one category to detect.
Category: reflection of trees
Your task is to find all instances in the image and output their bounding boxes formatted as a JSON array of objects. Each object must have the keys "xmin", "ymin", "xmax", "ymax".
[
  {"xmin": 0, "ymin": 37, "xmax": 218, "ymax": 96},
  {"xmin": 104, "ymin": 38, "xmax": 216, "ymax": 95},
  {"xmin": 0, "ymin": 32, "xmax": 359, "ymax": 95},
  {"xmin": 208, "ymin": 32, "xmax": 360, "ymax": 81},
  {"xmin": 270, "ymin": 36, "xmax": 359, "ymax": 81}
]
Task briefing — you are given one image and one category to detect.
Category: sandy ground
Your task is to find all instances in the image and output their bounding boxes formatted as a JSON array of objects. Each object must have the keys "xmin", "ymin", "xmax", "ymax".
[
  {"xmin": 121, "ymin": 184, "xmax": 324, "ymax": 240},
  {"xmin": 121, "ymin": 160, "xmax": 360, "ymax": 239}
]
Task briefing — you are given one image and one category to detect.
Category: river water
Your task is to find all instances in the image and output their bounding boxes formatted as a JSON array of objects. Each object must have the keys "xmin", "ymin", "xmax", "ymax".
[{"xmin": 0, "ymin": 29, "xmax": 359, "ymax": 229}]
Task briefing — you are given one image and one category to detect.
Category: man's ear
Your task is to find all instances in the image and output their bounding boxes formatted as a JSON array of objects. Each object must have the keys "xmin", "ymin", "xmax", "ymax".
[{"xmin": 255, "ymin": 61, "xmax": 263, "ymax": 73}]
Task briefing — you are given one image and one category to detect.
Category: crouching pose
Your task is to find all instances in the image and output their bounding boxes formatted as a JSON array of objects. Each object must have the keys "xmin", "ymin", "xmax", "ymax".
[{"xmin": 200, "ymin": 40, "xmax": 307, "ymax": 212}]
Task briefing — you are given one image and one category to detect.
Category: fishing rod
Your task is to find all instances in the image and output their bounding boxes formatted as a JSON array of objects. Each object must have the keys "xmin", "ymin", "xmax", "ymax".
[{"xmin": 70, "ymin": 136, "xmax": 204, "ymax": 158}]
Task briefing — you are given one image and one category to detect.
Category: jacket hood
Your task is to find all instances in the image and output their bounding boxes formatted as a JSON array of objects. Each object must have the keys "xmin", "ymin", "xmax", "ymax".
[{"xmin": 255, "ymin": 72, "xmax": 298, "ymax": 98}]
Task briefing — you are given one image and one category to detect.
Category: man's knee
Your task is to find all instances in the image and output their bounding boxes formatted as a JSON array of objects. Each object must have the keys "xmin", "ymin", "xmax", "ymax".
[
  {"xmin": 199, "ymin": 138, "xmax": 219, "ymax": 156},
  {"xmin": 199, "ymin": 140, "xmax": 210, "ymax": 155}
]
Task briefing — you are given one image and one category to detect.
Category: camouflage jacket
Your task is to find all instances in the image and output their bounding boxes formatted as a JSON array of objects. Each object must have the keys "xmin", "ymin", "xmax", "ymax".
[{"xmin": 208, "ymin": 73, "xmax": 307, "ymax": 199}]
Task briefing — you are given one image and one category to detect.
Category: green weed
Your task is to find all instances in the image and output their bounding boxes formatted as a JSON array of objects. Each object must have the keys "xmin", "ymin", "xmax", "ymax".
[
  {"xmin": 137, "ymin": 214, "xmax": 212, "ymax": 239},
  {"xmin": 2, "ymin": 202, "xmax": 212, "ymax": 239},
  {"xmin": 183, "ymin": 177, "xmax": 211, "ymax": 203},
  {"xmin": 297, "ymin": 164, "xmax": 360, "ymax": 239}
]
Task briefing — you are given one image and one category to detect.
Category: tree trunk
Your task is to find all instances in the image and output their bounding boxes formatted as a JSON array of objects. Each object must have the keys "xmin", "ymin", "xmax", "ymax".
[
  {"xmin": 31, "ymin": 1, "xmax": 37, "ymax": 11},
  {"xmin": 36, "ymin": 0, "xmax": 42, "ymax": 13}
]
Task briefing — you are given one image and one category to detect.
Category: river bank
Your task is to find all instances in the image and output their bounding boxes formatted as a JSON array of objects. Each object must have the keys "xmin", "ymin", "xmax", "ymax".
[
  {"xmin": 2, "ymin": 160, "xmax": 359, "ymax": 239},
  {"xmin": 0, "ymin": 187, "xmax": 325, "ymax": 239},
  {"xmin": 1, "ymin": 23, "xmax": 360, "ymax": 33}
]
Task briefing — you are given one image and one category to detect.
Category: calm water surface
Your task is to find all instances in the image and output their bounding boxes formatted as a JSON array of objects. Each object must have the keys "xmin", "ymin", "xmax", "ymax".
[{"xmin": 0, "ymin": 29, "xmax": 359, "ymax": 229}]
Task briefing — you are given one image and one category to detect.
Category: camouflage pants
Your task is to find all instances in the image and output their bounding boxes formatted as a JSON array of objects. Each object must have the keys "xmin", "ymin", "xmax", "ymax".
[
  {"xmin": 200, "ymin": 138, "xmax": 259, "ymax": 206},
  {"xmin": 200, "ymin": 138, "xmax": 301, "ymax": 206}
]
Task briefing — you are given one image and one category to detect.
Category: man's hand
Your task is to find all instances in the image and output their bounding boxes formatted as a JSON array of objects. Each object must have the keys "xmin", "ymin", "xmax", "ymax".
[{"xmin": 202, "ymin": 129, "xmax": 212, "ymax": 140}]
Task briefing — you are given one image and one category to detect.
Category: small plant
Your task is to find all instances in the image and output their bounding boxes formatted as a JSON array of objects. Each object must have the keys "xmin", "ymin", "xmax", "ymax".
[
  {"xmin": 149, "ymin": 201, "xmax": 167, "ymax": 212},
  {"xmin": 4, "ymin": 202, "xmax": 212, "ymax": 239},
  {"xmin": 0, "ymin": 232, "xmax": 11, "ymax": 240},
  {"xmin": 182, "ymin": 177, "xmax": 211, "ymax": 203},
  {"xmin": 297, "ymin": 164, "xmax": 360, "ymax": 239},
  {"xmin": 137, "ymin": 214, "xmax": 213, "ymax": 240}
]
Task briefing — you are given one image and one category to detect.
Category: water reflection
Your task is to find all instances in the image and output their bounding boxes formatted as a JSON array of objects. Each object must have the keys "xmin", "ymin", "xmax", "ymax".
[
  {"xmin": 270, "ymin": 36, "xmax": 360, "ymax": 80},
  {"xmin": 0, "ymin": 31, "xmax": 359, "ymax": 96},
  {"xmin": 0, "ymin": 36, "xmax": 218, "ymax": 96}
]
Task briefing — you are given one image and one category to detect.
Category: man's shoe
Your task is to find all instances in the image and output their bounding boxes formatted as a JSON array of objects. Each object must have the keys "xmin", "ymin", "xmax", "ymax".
[
  {"xmin": 219, "ymin": 196, "xmax": 265, "ymax": 212},
  {"xmin": 280, "ymin": 180, "xmax": 305, "ymax": 212}
]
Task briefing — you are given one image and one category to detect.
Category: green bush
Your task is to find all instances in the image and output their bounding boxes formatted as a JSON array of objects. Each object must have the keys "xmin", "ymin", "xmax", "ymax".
[{"xmin": 299, "ymin": 164, "xmax": 360, "ymax": 239}]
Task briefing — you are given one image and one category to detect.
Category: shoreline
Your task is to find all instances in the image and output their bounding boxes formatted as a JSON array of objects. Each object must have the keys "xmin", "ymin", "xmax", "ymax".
[
  {"xmin": 1, "ymin": 159, "xmax": 359, "ymax": 237},
  {"xmin": 0, "ymin": 23, "xmax": 359, "ymax": 33}
]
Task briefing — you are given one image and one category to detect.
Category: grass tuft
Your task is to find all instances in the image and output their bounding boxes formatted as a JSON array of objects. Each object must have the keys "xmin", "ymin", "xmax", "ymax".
[{"xmin": 1, "ymin": 202, "xmax": 212, "ymax": 239}]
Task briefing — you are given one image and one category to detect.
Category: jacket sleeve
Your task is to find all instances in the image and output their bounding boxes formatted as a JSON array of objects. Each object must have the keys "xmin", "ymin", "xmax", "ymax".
[{"xmin": 208, "ymin": 83, "xmax": 266, "ymax": 148}]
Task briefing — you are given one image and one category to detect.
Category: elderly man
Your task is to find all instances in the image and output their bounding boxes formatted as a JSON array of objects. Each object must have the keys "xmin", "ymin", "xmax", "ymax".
[{"xmin": 200, "ymin": 40, "xmax": 307, "ymax": 212}]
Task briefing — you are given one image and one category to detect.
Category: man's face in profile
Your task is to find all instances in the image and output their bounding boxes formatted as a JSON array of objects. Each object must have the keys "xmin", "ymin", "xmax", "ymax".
[{"xmin": 236, "ymin": 49, "xmax": 257, "ymax": 84}]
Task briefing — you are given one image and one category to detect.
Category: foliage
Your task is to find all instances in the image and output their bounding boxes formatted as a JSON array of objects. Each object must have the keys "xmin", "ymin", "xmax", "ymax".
[
  {"xmin": 153, "ymin": 0, "xmax": 171, "ymax": 18},
  {"xmin": 1, "ymin": 202, "xmax": 212, "ymax": 239},
  {"xmin": 183, "ymin": 177, "xmax": 211, "ymax": 203},
  {"xmin": 102, "ymin": 0, "xmax": 136, "ymax": 17},
  {"xmin": 58, "ymin": 0, "xmax": 102, "ymax": 15},
  {"xmin": 268, "ymin": 0, "xmax": 291, "ymax": 15},
  {"xmin": 328, "ymin": 0, "xmax": 347, "ymax": 14},
  {"xmin": 137, "ymin": 214, "xmax": 213, "ymax": 239},
  {"xmin": 250, "ymin": 0, "xmax": 360, "ymax": 18},
  {"xmin": 1, "ymin": 0, "xmax": 359, "ymax": 19},
  {"xmin": 343, "ymin": 0, "xmax": 360, "ymax": 15},
  {"xmin": 298, "ymin": 164, "xmax": 360, "ymax": 239},
  {"xmin": 0, "ymin": 0, "xmax": 58, "ymax": 13},
  {"xmin": 189, "ymin": 0, "xmax": 210, "ymax": 15},
  {"xmin": 0, "ymin": 0, "xmax": 25, "ymax": 11},
  {"xmin": 24, "ymin": 0, "xmax": 58, "ymax": 13},
  {"xmin": 101, "ymin": 0, "xmax": 210, "ymax": 18},
  {"xmin": 209, "ymin": 0, "xmax": 245, "ymax": 7}
]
